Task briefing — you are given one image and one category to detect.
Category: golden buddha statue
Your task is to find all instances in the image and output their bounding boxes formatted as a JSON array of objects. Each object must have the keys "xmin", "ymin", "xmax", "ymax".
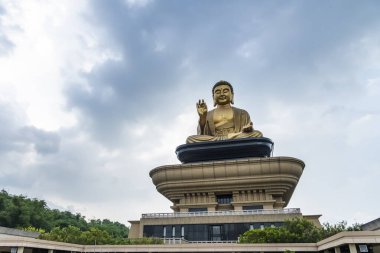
[{"xmin": 186, "ymin": 81, "xmax": 263, "ymax": 144}]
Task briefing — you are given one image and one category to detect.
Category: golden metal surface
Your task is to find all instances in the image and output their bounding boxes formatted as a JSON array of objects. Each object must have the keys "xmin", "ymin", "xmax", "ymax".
[{"xmin": 187, "ymin": 81, "xmax": 263, "ymax": 143}]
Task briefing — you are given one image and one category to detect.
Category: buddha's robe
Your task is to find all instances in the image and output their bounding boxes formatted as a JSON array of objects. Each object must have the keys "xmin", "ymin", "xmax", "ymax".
[{"xmin": 186, "ymin": 107, "xmax": 263, "ymax": 143}]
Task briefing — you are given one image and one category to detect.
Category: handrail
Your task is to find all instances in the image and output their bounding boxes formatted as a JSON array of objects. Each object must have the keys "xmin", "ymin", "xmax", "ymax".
[
  {"xmin": 189, "ymin": 240, "xmax": 238, "ymax": 244},
  {"xmin": 162, "ymin": 238, "xmax": 189, "ymax": 244},
  {"xmin": 162, "ymin": 238, "xmax": 238, "ymax": 244},
  {"xmin": 142, "ymin": 208, "xmax": 300, "ymax": 218}
]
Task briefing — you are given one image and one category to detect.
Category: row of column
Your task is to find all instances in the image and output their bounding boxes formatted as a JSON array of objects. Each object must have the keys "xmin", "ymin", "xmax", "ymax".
[{"xmin": 180, "ymin": 190, "xmax": 271, "ymax": 205}]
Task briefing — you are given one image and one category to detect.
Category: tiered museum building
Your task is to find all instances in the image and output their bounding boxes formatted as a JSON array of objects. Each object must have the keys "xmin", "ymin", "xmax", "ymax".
[{"xmin": 128, "ymin": 138, "xmax": 321, "ymax": 241}]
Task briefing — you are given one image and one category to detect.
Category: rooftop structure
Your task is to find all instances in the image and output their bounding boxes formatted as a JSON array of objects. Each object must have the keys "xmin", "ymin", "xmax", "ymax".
[{"xmin": 362, "ymin": 218, "xmax": 380, "ymax": 231}]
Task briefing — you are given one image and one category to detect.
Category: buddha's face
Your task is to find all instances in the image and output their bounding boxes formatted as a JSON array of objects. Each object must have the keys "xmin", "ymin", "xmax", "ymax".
[{"xmin": 213, "ymin": 84, "xmax": 233, "ymax": 106}]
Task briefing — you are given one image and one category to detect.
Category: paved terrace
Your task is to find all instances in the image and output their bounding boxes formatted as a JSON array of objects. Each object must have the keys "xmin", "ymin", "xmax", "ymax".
[{"xmin": 1, "ymin": 231, "xmax": 380, "ymax": 253}]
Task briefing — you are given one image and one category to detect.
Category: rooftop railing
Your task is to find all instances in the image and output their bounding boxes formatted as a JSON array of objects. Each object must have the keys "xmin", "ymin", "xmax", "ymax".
[{"xmin": 142, "ymin": 208, "xmax": 300, "ymax": 219}]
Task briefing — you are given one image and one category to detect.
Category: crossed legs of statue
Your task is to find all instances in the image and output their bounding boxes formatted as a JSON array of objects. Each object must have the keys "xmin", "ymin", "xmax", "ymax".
[{"xmin": 186, "ymin": 130, "xmax": 263, "ymax": 144}]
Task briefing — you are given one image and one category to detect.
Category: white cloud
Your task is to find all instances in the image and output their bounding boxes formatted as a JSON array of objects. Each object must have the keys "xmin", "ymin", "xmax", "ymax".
[
  {"xmin": 0, "ymin": 1, "xmax": 122, "ymax": 131},
  {"xmin": 366, "ymin": 78, "xmax": 380, "ymax": 96},
  {"xmin": 124, "ymin": 0, "xmax": 153, "ymax": 9}
]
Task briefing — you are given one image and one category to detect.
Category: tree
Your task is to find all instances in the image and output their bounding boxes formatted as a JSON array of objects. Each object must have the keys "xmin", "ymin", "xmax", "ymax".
[
  {"xmin": 321, "ymin": 220, "xmax": 361, "ymax": 238},
  {"xmin": 79, "ymin": 227, "xmax": 113, "ymax": 245},
  {"xmin": 0, "ymin": 190, "xmax": 129, "ymax": 241},
  {"xmin": 283, "ymin": 218, "xmax": 321, "ymax": 243},
  {"xmin": 239, "ymin": 218, "xmax": 361, "ymax": 244},
  {"xmin": 39, "ymin": 226, "xmax": 162, "ymax": 245},
  {"xmin": 22, "ymin": 226, "xmax": 46, "ymax": 234}
]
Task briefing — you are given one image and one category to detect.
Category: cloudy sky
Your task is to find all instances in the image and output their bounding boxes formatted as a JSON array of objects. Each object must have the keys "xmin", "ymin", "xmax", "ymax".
[{"xmin": 0, "ymin": 0, "xmax": 379, "ymax": 226}]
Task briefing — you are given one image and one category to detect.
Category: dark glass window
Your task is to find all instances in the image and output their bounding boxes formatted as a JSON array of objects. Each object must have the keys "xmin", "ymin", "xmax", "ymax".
[
  {"xmin": 243, "ymin": 205, "xmax": 263, "ymax": 210},
  {"xmin": 188, "ymin": 207, "xmax": 207, "ymax": 212},
  {"xmin": 224, "ymin": 223, "xmax": 250, "ymax": 240},
  {"xmin": 174, "ymin": 225, "xmax": 181, "ymax": 237},
  {"xmin": 32, "ymin": 249, "xmax": 48, "ymax": 253},
  {"xmin": 210, "ymin": 225, "xmax": 222, "ymax": 241},
  {"xmin": 340, "ymin": 245, "xmax": 350, "ymax": 253},
  {"xmin": 216, "ymin": 194, "xmax": 232, "ymax": 204},
  {"xmin": 143, "ymin": 222, "xmax": 284, "ymax": 241},
  {"xmin": 184, "ymin": 224, "xmax": 208, "ymax": 241},
  {"xmin": 143, "ymin": 225, "xmax": 164, "ymax": 238},
  {"xmin": 166, "ymin": 225, "xmax": 172, "ymax": 237}
]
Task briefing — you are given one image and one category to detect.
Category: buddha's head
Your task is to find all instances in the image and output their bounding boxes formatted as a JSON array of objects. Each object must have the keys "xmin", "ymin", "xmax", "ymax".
[{"xmin": 212, "ymin": 80, "xmax": 234, "ymax": 106}]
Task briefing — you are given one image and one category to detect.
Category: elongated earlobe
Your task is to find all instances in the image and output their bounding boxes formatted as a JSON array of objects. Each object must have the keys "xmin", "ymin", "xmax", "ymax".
[{"xmin": 231, "ymin": 95, "xmax": 234, "ymax": 104}]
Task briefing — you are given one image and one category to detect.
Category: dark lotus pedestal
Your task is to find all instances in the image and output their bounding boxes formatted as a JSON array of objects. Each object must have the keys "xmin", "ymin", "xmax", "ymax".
[{"xmin": 175, "ymin": 137, "xmax": 274, "ymax": 163}]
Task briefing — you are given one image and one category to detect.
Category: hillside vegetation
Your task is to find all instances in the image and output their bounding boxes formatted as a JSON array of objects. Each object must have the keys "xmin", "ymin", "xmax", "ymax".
[
  {"xmin": 0, "ymin": 190, "xmax": 140, "ymax": 244},
  {"xmin": 239, "ymin": 218, "xmax": 361, "ymax": 243}
]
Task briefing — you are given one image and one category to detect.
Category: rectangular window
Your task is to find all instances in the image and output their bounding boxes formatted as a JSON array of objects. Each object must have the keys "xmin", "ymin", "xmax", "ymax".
[
  {"xmin": 143, "ymin": 222, "xmax": 284, "ymax": 241},
  {"xmin": 243, "ymin": 205, "xmax": 263, "ymax": 210},
  {"xmin": 216, "ymin": 194, "xmax": 232, "ymax": 204},
  {"xmin": 359, "ymin": 245, "xmax": 368, "ymax": 253},
  {"xmin": 210, "ymin": 225, "xmax": 222, "ymax": 241},
  {"xmin": 188, "ymin": 207, "xmax": 207, "ymax": 212}
]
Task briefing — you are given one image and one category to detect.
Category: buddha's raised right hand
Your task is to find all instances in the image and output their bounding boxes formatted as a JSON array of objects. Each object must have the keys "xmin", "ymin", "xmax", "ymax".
[
  {"xmin": 196, "ymin": 99, "xmax": 207, "ymax": 117},
  {"xmin": 196, "ymin": 99, "xmax": 207, "ymax": 126}
]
